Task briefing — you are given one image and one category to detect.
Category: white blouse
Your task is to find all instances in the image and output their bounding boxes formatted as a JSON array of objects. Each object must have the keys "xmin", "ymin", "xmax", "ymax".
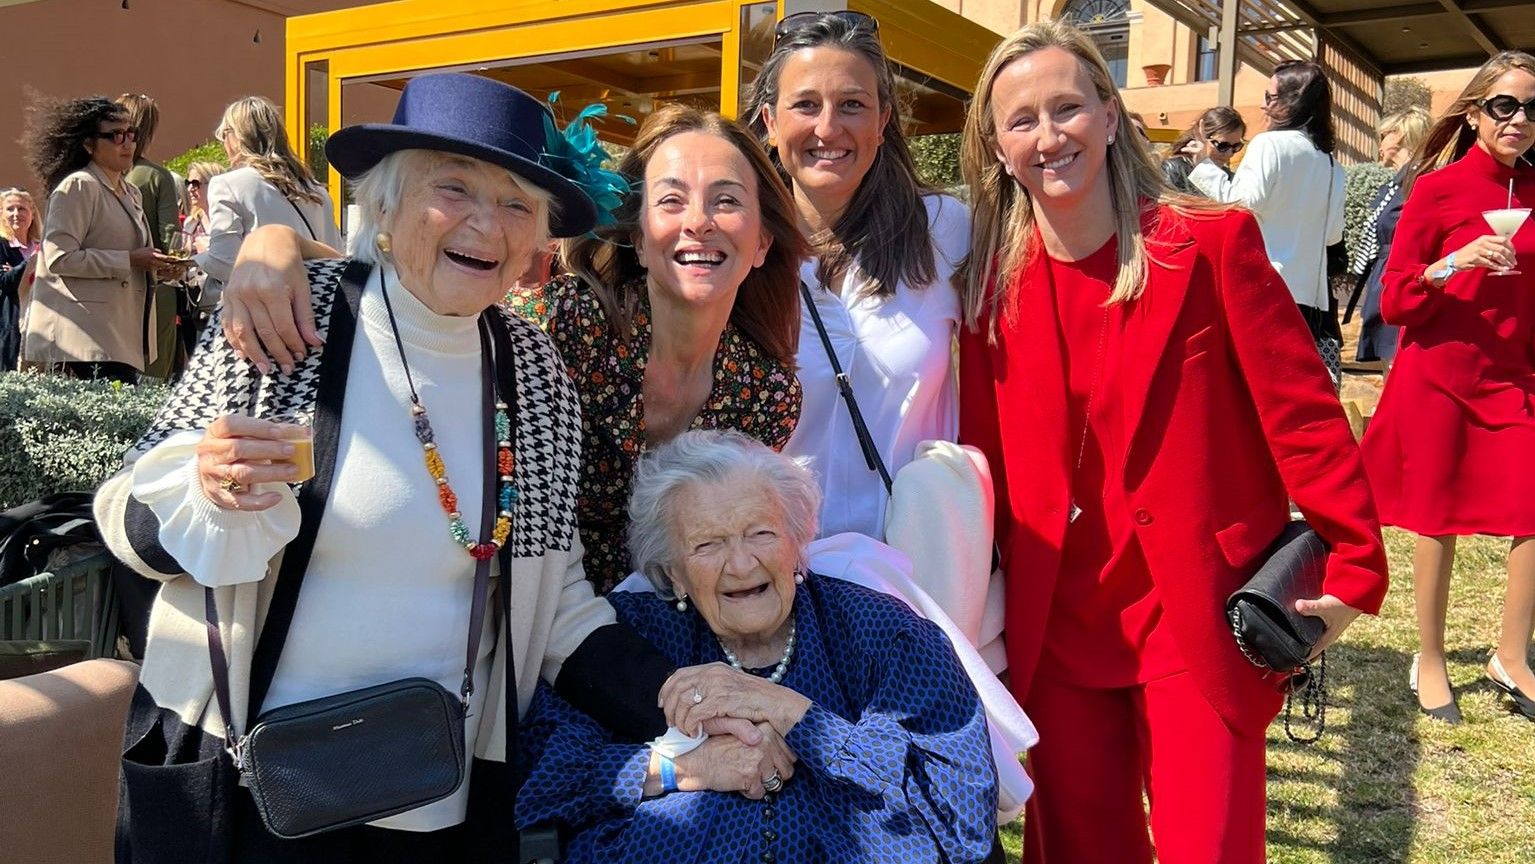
[
  {"xmin": 1189, "ymin": 129, "xmax": 1345, "ymax": 309},
  {"xmin": 783, "ymin": 194, "xmax": 969, "ymax": 539}
]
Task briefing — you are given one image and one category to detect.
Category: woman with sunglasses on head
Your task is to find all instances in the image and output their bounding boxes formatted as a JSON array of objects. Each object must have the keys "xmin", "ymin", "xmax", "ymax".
[
  {"xmin": 20, "ymin": 95, "xmax": 185, "ymax": 382},
  {"xmin": 1191, "ymin": 61, "xmax": 1345, "ymax": 383},
  {"xmin": 1362, "ymin": 51, "xmax": 1535, "ymax": 725},
  {"xmin": 744, "ymin": 11, "xmax": 970, "ymax": 541},
  {"xmin": 959, "ymin": 20, "xmax": 1387, "ymax": 861}
]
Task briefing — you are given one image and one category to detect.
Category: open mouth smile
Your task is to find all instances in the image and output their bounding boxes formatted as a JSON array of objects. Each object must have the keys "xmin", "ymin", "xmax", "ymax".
[
  {"xmin": 675, "ymin": 249, "xmax": 727, "ymax": 269},
  {"xmin": 1037, "ymin": 153, "xmax": 1078, "ymax": 172},
  {"xmin": 444, "ymin": 249, "xmax": 500, "ymax": 271},
  {"xmin": 722, "ymin": 584, "xmax": 770, "ymax": 600}
]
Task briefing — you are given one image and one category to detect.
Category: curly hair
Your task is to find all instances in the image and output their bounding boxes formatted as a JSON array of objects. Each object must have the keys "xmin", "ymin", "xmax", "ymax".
[{"xmin": 23, "ymin": 92, "xmax": 125, "ymax": 194}]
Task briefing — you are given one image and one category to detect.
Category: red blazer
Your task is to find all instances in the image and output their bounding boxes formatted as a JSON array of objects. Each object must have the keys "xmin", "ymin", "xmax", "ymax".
[{"xmin": 960, "ymin": 205, "xmax": 1389, "ymax": 736}]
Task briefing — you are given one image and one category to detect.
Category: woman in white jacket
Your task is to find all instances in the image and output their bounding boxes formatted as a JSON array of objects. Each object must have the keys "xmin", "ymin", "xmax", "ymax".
[
  {"xmin": 199, "ymin": 97, "xmax": 341, "ymax": 302},
  {"xmin": 1191, "ymin": 60, "xmax": 1345, "ymax": 382}
]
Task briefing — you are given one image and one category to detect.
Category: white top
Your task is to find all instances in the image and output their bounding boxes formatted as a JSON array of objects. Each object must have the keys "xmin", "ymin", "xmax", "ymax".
[
  {"xmin": 199, "ymin": 165, "xmax": 342, "ymax": 285},
  {"xmin": 131, "ymin": 264, "xmax": 494, "ymax": 831},
  {"xmin": 1190, "ymin": 129, "xmax": 1345, "ymax": 308},
  {"xmin": 782, "ymin": 194, "xmax": 968, "ymax": 539}
]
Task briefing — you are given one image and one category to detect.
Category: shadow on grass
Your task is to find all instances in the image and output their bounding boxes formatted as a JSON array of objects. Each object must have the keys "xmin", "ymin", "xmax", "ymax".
[{"xmin": 1268, "ymin": 643, "xmax": 1420, "ymax": 862}]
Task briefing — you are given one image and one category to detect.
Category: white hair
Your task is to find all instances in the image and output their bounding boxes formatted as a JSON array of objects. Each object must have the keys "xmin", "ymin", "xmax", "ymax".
[
  {"xmin": 627, "ymin": 430, "xmax": 822, "ymax": 597},
  {"xmin": 347, "ymin": 149, "xmax": 556, "ymax": 266}
]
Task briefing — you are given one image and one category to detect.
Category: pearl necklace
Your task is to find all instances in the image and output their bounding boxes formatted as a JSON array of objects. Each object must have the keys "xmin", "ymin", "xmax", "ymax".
[{"xmin": 718, "ymin": 618, "xmax": 797, "ymax": 684}]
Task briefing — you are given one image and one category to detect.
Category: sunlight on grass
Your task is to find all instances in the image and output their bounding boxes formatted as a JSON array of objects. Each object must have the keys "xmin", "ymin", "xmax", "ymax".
[{"xmin": 996, "ymin": 530, "xmax": 1535, "ymax": 862}]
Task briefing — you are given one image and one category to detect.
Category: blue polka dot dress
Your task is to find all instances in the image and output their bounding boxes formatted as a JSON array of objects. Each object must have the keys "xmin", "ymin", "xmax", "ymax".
[{"xmin": 514, "ymin": 574, "xmax": 999, "ymax": 863}]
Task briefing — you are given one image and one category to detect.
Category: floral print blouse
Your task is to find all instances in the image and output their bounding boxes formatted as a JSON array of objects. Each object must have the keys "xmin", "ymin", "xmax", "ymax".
[{"xmin": 509, "ymin": 275, "xmax": 802, "ymax": 593}]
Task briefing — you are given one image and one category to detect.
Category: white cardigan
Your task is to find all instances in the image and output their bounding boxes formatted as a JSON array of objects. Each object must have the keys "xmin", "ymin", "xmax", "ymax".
[
  {"xmin": 198, "ymin": 166, "xmax": 342, "ymax": 285},
  {"xmin": 1190, "ymin": 129, "xmax": 1344, "ymax": 309}
]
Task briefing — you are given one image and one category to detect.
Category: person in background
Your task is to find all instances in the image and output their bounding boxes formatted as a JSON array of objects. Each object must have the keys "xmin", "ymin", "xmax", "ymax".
[
  {"xmin": 1184, "ymin": 106, "xmax": 1248, "ymax": 197},
  {"xmin": 1126, "ymin": 111, "xmax": 1153, "ymax": 146},
  {"xmin": 744, "ymin": 11, "xmax": 969, "ymax": 540},
  {"xmin": 1, "ymin": 187, "xmax": 43, "ymax": 370},
  {"xmin": 1345, "ymin": 106, "xmax": 1432, "ymax": 378},
  {"xmin": 1191, "ymin": 60, "xmax": 1345, "ymax": 381},
  {"xmin": 21, "ymin": 95, "xmax": 183, "ymax": 382},
  {"xmin": 958, "ymin": 20, "xmax": 1388, "ymax": 862},
  {"xmin": 177, "ymin": 160, "xmax": 223, "ymax": 356},
  {"xmin": 117, "ymin": 93, "xmax": 182, "ymax": 380},
  {"xmin": 1362, "ymin": 52, "xmax": 1535, "ymax": 725},
  {"xmin": 202, "ymin": 96, "xmax": 341, "ymax": 295}
]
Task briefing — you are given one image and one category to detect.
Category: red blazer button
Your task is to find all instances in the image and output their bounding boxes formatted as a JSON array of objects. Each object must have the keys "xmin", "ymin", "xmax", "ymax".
[{"xmin": 1134, "ymin": 509, "xmax": 1153, "ymax": 525}]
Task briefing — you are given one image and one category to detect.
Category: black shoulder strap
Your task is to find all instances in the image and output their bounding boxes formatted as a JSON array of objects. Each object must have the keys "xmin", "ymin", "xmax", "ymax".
[
  {"xmin": 798, "ymin": 281, "xmax": 893, "ymax": 493},
  {"xmin": 284, "ymin": 196, "xmax": 318, "ymax": 242}
]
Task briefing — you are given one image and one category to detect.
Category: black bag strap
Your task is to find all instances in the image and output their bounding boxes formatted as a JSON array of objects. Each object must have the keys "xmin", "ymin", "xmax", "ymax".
[
  {"xmin": 205, "ymin": 268, "xmax": 505, "ymax": 757},
  {"xmin": 798, "ymin": 281, "xmax": 892, "ymax": 493},
  {"xmin": 284, "ymin": 196, "xmax": 318, "ymax": 242},
  {"xmin": 486, "ymin": 311, "xmax": 522, "ymax": 795}
]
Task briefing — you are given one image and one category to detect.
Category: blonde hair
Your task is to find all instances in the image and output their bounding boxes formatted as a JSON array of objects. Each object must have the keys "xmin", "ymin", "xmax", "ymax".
[
  {"xmin": 1376, "ymin": 106, "xmax": 1431, "ymax": 156},
  {"xmin": 184, "ymin": 161, "xmax": 225, "ymax": 221},
  {"xmin": 217, "ymin": 96, "xmax": 324, "ymax": 205},
  {"xmin": 960, "ymin": 19, "xmax": 1216, "ymax": 336},
  {"xmin": 0, "ymin": 188, "xmax": 42, "ymax": 246}
]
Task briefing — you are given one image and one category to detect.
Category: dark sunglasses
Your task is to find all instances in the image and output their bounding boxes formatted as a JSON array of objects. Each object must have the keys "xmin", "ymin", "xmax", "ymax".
[
  {"xmin": 1480, "ymin": 95, "xmax": 1535, "ymax": 124},
  {"xmin": 1210, "ymin": 140, "xmax": 1245, "ymax": 154},
  {"xmin": 94, "ymin": 129, "xmax": 140, "ymax": 145},
  {"xmin": 773, "ymin": 10, "xmax": 878, "ymax": 45},
  {"xmin": 186, "ymin": 179, "xmax": 202, "ymax": 190}
]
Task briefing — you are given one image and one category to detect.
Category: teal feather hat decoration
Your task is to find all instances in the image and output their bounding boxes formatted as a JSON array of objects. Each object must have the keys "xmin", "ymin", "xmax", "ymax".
[{"xmin": 540, "ymin": 92, "xmax": 634, "ymax": 230}]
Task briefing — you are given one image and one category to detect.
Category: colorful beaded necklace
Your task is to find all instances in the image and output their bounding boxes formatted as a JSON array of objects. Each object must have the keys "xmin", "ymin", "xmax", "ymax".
[{"xmin": 378, "ymin": 270, "xmax": 516, "ymax": 561}]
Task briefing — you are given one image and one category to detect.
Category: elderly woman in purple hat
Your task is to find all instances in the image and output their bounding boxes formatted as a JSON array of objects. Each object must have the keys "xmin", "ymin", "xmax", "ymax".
[{"xmin": 94, "ymin": 74, "xmax": 788, "ymax": 864}]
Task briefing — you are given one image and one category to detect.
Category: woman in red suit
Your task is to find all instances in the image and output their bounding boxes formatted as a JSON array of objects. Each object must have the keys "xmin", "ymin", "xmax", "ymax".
[
  {"xmin": 957, "ymin": 20, "xmax": 1389, "ymax": 862},
  {"xmin": 1362, "ymin": 51, "xmax": 1535, "ymax": 724}
]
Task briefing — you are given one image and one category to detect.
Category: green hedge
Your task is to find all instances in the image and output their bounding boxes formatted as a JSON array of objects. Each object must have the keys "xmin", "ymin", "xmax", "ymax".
[
  {"xmin": 164, "ymin": 140, "xmax": 227, "ymax": 178},
  {"xmin": 0, "ymin": 372, "xmax": 167, "ymax": 509}
]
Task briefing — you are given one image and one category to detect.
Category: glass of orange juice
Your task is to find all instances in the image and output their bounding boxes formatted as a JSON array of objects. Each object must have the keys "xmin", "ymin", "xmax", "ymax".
[{"xmin": 270, "ymin": 412, "xmax": 315, "ymax": 483}]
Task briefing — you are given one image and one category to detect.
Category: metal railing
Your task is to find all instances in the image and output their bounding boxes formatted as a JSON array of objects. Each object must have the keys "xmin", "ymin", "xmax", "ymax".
[{"xmin": 0, "ymin": 552, "xmax": 120, "ymax": 659}]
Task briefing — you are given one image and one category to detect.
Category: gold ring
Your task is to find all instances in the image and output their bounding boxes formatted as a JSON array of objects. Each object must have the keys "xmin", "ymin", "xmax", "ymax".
[{"xmin": 218, "ymin": 474, "xmax": 245, "ymax": 494}]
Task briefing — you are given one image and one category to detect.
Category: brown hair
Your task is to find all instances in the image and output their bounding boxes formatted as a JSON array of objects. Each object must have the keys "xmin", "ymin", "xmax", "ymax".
[
  {"xmin": 743, "ymin": 12, "xmax": 936, "ymax": 299},
  {"xmin": 218, "ymin": 96, "xmax": 325, "ymax": 205},
  {"xmin": 115, "ymin": 93, "xmax": 158, "ymax": 159},
  {"xmin": 959, "ymin": 19, "xmax": 1219, "ymax": 336},
  {"xmin": 1265, "ymin": 60, "xmax": 1335, "ymax": 154},
  {"xmin": 1198, "ymin": 106, "xmax": 1247, "ymax": 141},
  {"xmin": 561, "ymin": 103, "xmax": 805, "ymax": 365},
  {"xmin": 1403, "ymin": 51, "xmax": 1535, "ymax": 195}
]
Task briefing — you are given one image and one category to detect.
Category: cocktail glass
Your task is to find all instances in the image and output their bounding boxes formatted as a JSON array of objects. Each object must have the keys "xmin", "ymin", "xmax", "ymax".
[{"xmin": 1482, "ymin": 208, "xmax": 1530, "ymax": 276}]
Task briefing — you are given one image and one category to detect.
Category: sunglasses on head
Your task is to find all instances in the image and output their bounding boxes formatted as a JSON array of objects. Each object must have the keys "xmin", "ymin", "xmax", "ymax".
[
  {"xmin": 773, "ymin": 10, "xmax": 878, "ymax": 45},
  {"xmin": 94, "ymin": 129, "xmax": 140, "ymax": 145},
  {"xmin": 1210, "ymin": 140, "xmax": 1245, "ymax": 154},
  {"xmin": 1480, "ymin": 94, "xmax": 1535, "ymax": 124}
]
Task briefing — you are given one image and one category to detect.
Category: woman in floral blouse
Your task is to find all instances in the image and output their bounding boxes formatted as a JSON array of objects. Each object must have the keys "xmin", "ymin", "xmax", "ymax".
[{"xmin": 515, "ymin": 104, "xmax": 806, "ymax": 592}]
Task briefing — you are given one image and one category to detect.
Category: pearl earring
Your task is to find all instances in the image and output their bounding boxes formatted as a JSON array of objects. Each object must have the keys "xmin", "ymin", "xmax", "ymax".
[
  {"xmin": 793, "ymin": 569, "xmax": 805, "ymax": 585},
  {"xmin": 1108, "ymin": 135, "xmax": 1116, "ymax": 145},
  {"xmin": 375, "ymin": 232, "xmax": 392, "ymax": 255},
  {"xmin": 675, "ymin": 593, "xmax": 689, "ymax": 613}
]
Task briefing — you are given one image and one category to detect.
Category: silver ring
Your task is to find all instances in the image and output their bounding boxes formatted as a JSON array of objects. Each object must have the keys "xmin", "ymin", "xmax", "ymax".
[
  {"xmin": 763, "ymin": 772, "xmax": 783, "ymax": 793},
  {"xmin": 691, "ymin": 686, "xmax": 703, "ymax": 705}
]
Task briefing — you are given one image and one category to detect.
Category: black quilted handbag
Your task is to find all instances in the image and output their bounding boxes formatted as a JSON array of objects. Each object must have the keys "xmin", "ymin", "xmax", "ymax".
[{"xmin": 1226, "ymin": 521, "xmax": 1331, "ymax": 741}]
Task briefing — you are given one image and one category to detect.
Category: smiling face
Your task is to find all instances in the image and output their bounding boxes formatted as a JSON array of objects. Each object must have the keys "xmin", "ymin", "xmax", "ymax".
[
  {"xmin": 990, "ymin": 45, "xmax": 1118, "ymax": 215},
  {"xmin": 2, "ymin": 195, "xmax": 34, "ymax": 242},
  {"xmin": 85, "ymin": 117, "xmax": 136, "ymax": 176},
  {"xmin": 638, "ymin": 130, "xmax": 771, "ymax": 312},
  {"xmin": 668, "ymin": 476, "xmax": 799, "ymax": 647},
  {"xmin": 1471, "ymin": 68, "xmax": 1535, "ymax": 167},
  {"xmin": 387, "ymin": 152, "xmax": 545, "ymax": 316},
  {"xmin": 761, "ymin": 46, "xmax": 890, "ymax": 217}
]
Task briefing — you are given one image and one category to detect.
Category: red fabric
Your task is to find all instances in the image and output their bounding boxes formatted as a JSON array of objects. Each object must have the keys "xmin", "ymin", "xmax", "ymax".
[
  {"xmin": 1041, "ymin": 239, "xmax": 1181, "ymax": 687},
  {"xmin": 959, "ymin": 204, "xmax": 1389, "ymax": 736},
  {"xmin": 1021, "ymin": 668, "xmax": 1267, "ymax": 864},
  {"xmin": 1363, "ymin": 145, "xmax": 1535, "ymax": 536}
]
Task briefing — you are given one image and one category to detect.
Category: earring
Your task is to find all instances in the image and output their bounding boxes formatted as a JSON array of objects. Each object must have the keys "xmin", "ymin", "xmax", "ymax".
[
  {"xmin": 375, "ymin": 232, "xmax": 392, "ymax": 255},
  {"xmin": 1108, "ymin": 135, "xmax": 1116, "ymax": 145},
  {"xmin": 793, "ymin": 569, "xmax": 804, "ymax": 585},
  {"xmin": 674, "ymin": 593, "xmax": 689, "ymax": 612}
]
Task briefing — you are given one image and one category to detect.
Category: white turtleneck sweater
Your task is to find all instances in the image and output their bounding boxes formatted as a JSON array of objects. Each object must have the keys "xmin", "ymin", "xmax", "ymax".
[{"xmin": 133, "ymin": 264, "xmax": 496, "ymax": 831}]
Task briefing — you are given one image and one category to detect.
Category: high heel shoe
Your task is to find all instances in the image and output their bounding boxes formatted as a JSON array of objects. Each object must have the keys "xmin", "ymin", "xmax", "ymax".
[
  {"xmin": 1410, "ymin": 653, "xmax": 1463, "ymax": 725},
  {"xmin": 1486, "ymin": 654, "xmax": 1535, "ymax": 722}
]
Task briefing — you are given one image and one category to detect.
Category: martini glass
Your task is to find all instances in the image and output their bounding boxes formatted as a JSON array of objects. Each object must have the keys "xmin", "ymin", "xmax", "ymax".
[{"xmin": 1482, "ymin": 208, "xmax": 1530, "ymax": 276}]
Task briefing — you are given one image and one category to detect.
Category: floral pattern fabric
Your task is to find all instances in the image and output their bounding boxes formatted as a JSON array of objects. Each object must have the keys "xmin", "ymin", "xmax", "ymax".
[{"xmin": 509, "ymin": 274, "xmax": 802, "ymax": 592}]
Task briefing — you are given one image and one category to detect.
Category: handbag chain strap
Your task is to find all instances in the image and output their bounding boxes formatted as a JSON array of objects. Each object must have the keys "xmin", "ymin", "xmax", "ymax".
[
  {"xmin": 799, "ymin": 280, "xmax": 893, "ymax": 493},
  {"xmin": 1228, "ymin": 606, "xmax": 1328, "ymax": 743},
  {"xmin": 204, "ymin": 297, "xmax": 505, "ymax": 769}
]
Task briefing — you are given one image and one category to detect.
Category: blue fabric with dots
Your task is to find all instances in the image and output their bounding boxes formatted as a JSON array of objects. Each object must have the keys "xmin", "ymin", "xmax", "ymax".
[{"xmin": 515, "ymin": 574, "xmax": 999, "ymax": 863}]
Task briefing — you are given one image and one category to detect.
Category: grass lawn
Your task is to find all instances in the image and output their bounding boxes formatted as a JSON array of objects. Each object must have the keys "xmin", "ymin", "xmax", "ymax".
[{"xmin": 998, "ymin": 529, "xmax": 1535, "ymax": 862}]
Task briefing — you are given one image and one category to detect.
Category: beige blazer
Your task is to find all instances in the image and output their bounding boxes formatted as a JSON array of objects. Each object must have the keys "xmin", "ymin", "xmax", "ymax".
[{"xmin": 24, "ymin": 162, "xmax": 158, "ymax": 370}]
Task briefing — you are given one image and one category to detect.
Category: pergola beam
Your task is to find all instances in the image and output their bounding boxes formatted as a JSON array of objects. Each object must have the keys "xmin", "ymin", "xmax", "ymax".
[
  {"xmin": 1434, "ymin": 0, "xmax": 1504, "ymax": 56},
  {"xmin": 1283, "ymin": 0, "xmax": 1384, "ymax": 75},
  {"xmin": 1384, "ymin": 52, "xmax": 1497, "ymax": 74},
  {"xmin": 1317, "ymin": 3, "xmax": 1442, "ymax": 26}
]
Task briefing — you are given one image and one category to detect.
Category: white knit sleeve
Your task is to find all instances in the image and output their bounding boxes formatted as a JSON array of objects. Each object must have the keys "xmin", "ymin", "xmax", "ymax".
[{"xmin": 131, "ymin": 429, "xmax": 300, "ymax": 587}]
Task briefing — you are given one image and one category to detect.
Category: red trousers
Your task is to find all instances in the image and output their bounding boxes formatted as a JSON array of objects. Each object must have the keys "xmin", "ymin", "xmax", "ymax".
[{"xmin": 1021, "ymin": 669, "xmax": 1267, "ymax": 864}]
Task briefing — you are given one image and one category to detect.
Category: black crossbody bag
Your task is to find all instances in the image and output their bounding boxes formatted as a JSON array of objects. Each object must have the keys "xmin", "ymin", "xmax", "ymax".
[
  {"xmin": 202, "ymin": 315, "xmax": 510, "ymax": 839},
  {"xmin": 1226, "ymin": 521, "xmax": 1330, "ymax": 742}
]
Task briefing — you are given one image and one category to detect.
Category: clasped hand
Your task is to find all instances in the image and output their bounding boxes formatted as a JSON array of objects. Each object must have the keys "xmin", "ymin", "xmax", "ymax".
[{"xmin": 667, "ymin": 721, "xmax": 797, "ymax": 801}]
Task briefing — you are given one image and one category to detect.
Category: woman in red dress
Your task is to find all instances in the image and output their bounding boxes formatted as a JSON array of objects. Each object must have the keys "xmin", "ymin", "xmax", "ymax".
[
  {"xmin": 1362, "ymin": 51, "xmax": 1535, "ymax": 724},
  {"xmin": 957, "ymin": 20, "xmax": 1389, "ymax": 862}
]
